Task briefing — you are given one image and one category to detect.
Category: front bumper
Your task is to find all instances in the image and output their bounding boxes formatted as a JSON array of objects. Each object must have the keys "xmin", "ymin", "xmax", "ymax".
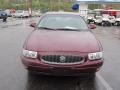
[{"xmin": 21, "ymin": 57, "xmax": 103, "ymax": 76}]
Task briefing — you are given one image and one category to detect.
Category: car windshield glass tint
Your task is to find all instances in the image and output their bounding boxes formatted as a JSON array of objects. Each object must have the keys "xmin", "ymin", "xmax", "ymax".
[{"xmin": 38, "ymin": 14, "xmax": 88, "ymax": 31}]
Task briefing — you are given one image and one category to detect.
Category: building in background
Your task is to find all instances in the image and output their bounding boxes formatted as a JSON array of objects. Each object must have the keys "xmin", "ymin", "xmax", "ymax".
[{"xmin": 76, "ymin": 0, "xmax": 120, "ymax": 18}]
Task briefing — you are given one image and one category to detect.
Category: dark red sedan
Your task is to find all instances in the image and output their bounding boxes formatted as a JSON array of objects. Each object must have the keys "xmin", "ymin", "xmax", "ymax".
[{"xmin": 21, "ymin": 12, "xmax": 103, "ymax": 76}]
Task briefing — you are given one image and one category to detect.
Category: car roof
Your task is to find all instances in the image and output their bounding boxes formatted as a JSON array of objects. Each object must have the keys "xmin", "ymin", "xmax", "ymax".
[{"xmin": 44, "ymin": 12, "xmax": 81, "ymax": 16}]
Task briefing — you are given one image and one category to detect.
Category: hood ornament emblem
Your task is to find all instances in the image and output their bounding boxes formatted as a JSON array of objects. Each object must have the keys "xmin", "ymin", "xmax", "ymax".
[{"xmin": 59, "ymin": 56, "xmax": 66, "ymax": 63}]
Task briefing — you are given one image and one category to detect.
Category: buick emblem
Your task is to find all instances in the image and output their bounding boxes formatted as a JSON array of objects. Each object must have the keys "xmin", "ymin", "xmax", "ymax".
[{"xmin": 59, "ymin": 56, "xmax": 66, "ymax": 63}]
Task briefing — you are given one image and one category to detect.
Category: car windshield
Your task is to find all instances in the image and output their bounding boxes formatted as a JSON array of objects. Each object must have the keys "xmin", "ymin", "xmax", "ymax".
[
  {"xmin": 0, "ymin": 11, "xmax": 5, "ymax": 14},
  {"xmin": 17, "ymin": 10, "xmax": 23, "ymax": 13},
  {"xmin": 37, "ymin": 14, "xmax": 88, "ymax": 31}
]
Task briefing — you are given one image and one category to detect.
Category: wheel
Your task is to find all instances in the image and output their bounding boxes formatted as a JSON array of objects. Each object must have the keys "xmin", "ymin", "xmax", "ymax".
[
  {"xmin": 101, "ymin": 22, "xmax": 104, "ymax": 26},
  {"xmin": 114, "ymin": 22, "xmax": 118, "ymax": 26},
  {"xmin": 3, "ymin": 18, "xmax": 7, "ymax": 22},
  {"xmin": 107, "ymin": 22, "xmax": 112, "ymax": 26},
  {"xmin": 112, "ymin": 23, "xmax": 114, "ymax": 26},
  {"xmin": 26, "ymin": 16, "xmax": 29, "ymax": 18},
  {"xmin": 114, "ymin": 21, "xmax": 120, "ymax": 26},
  {"xmin": 92, "ymin": 20, "xmax": 95, "ymax": 24},
  {"xmin": 20, "ymin": 15, "xmax": 23, "ymax": 18},
  {"xmin": 87, "ymin": 20, "xmax": 90, "ymax": 24}
]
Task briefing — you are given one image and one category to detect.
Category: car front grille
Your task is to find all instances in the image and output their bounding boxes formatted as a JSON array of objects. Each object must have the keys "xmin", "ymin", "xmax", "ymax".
[{"xmin": 41, "ymin": 55, "xmax": 85, "ymax": 64}]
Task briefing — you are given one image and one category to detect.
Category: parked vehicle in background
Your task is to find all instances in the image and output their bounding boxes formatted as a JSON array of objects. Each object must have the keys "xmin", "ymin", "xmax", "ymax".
[
  {"xmin": 13, "ymin": 10, "xmax": 30, "ymax": 18},
  {"xmin": 21, "ymin": 12, "xmax": 103, "ymax": 76},
  {"xmin": 108, "ymin": 16, "xmax": 116, "ymax": 25},
  {"xmin": 87, "ymin": 16, "xmax": 94, "ymax": 24},
  {"xmin": 101, "ymin": 14, "xmax": 115, "ymax": 26},
  {"xmin": 114, "ymin": 17, "xmax": 120, "ymax": 26},
  {"xmin": 4, "ymin": 9, "xmax": 12, "ymax": 17},
  {"xmin": 0, "ymin": 10, "xmax": 7, "ymax": 22},
  {"xmin": 92, "ymin": 14, "xmax": 115, "ymax": 26},
  {"xmin": 93, "ymin": 16, "xmax": 102, "ymax": 25},
  {"xmin": 87, "ymin": 9, "xmax": 120, "ymax": 26},
  {"xmin": 32, "ymin": 10, "xmax": 41, "ymax": 17}
]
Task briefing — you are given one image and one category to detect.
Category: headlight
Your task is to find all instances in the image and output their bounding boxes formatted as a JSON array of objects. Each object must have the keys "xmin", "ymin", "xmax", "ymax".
[
  {"xmin": 88, "ymin": 52, "xmax": 103, "ymax": 60},
  {"xmin": 23, "ymin": 49, "xmax": 37, "ymax": 59}
]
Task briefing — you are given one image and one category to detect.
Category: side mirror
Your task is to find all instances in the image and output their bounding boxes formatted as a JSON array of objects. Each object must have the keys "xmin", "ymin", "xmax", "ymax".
[
  {"xmin": 89, "ymin": 24, "xmax": 96, "ymax": 29},
  {"xmin": 30, "ymin": 23, "xmax": 37, "ymax": 28}
]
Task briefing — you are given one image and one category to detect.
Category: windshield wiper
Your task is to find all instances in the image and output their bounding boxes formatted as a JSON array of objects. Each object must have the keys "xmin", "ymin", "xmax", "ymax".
[
  {"xmin": 38, "ymin": 27, "xmax": 56, "ymax": 30},
  {"xmin": 55, "ymin": 28, "xmax": 80, "ymax": 31},
  {"xmin": 38, "ymin": 27, "xmax": 81, "ymax": 31}
]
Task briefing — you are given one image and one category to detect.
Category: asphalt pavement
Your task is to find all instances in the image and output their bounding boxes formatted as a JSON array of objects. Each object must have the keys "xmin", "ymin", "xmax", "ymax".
[{"xmin": 0, "ymin": 17, "xmax": 120, "ymax": 90}]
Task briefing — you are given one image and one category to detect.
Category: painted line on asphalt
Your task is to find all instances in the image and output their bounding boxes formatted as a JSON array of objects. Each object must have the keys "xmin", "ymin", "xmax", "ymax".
[{"xmin": 96, "ymin": 72, "xmax": 113, "ymax": 90}]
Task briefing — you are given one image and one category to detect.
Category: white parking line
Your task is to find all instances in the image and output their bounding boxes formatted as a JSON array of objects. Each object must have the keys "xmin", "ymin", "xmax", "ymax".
[{"xmin": 96, "ymin": 72, "xmax": 113, "ymax": 90}]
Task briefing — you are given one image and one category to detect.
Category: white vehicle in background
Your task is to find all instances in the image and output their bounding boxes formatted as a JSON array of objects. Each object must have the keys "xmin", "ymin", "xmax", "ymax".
[
  {"xmin": 32, "ymin": 10, "xmax": 41, "ymax": 17},
  {"xmin": 13, "ymin": 10, "xmax": 30, "ymax": 18},
  {"xmin": 108, "ymin": 16, "xmax": 116, "ymax": 25},
  {"xmin": 4, "ymin": 9, "xmax": 12, "ymax": 17},
  {"xmin": 114, "ymin": 17, "xmax": 120, "ymax": 26},
  {"xmin": 87, "ymin": 16, "xmax": 95, "ymax": 24},
  {"xmin": 93, "ymin": 14, "xmax": 115, "ymax": 26},
  {"xmin": 93, "ymin": 16, "xmax": 102, "ymax": 25}
]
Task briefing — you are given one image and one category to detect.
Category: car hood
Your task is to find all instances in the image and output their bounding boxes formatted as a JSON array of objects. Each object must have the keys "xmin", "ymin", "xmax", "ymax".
[{"xmin": 25, "ymin": 30, "xmax": 100, "ymax": 53}]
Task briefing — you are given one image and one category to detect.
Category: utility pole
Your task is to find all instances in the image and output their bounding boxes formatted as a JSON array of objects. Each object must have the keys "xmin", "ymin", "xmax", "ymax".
[{"xmin": 28, "ymin": 0, "xmax": 32, "ymax": 16}]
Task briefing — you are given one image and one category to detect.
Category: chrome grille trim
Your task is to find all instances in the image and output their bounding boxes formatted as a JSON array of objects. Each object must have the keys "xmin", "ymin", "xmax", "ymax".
[{"xmin": 40, "ymin": 55, "xmax": 85, "ymax": 64}]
